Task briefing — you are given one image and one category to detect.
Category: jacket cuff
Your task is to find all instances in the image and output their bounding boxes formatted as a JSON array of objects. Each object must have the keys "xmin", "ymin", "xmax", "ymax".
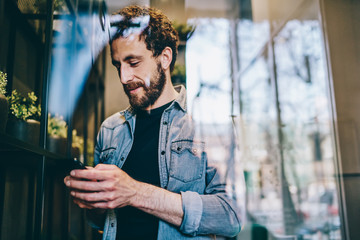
[{"xmin": 179, "ymin": 191, "xmax": 203, "ymax": 236}]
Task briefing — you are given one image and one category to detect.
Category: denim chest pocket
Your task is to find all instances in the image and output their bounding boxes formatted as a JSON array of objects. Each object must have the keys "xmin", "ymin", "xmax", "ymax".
[
  {"xmin": 169, "ymin": 140, "xmax": 205, "ymax": 183},
  {"xmin": 99, "ymin": 147, "xmax": 117, "ymax": 164}
]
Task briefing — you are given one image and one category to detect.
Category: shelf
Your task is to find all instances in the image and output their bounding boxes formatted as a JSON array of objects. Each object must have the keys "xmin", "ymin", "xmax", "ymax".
[{"xmin": 0, "ymin": 133, "xmax": 66, "ymax": 160}]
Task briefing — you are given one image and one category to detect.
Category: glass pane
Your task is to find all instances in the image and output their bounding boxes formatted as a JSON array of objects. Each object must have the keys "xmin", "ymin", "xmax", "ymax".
[
  {"xmin": 236, "ymin": 0, "xmax": 341, "ymax": 239},
  {"xmin": 47, "ymin": 1, "xmax": 107, "ymax": 162},
  {"xmin": 183, "ymin": 0, "xmax": 341, "ymax": 239},
  {"xmin": 274, "ymin": 17, "xmax": 339, "ymax": 237}
]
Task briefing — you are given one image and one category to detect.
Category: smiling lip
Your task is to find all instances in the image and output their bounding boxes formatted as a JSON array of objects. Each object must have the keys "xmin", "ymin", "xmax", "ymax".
[{"xmin": 129, "ymin": 86, "xmax": 142, "ymax": 94}]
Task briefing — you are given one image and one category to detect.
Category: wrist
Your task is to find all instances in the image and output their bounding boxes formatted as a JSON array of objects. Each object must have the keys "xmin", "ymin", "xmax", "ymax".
[
  {"xmin": 128, "ymin": 181, "xmax": 153, "ymax": 209},
  {"xmin": 128, "ymin": 179, "xmax": 142, "ymax": 208}
]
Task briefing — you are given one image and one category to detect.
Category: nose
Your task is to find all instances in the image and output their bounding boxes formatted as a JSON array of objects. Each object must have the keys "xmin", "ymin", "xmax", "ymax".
[{"xmin": 119, "ymin": 65, "xmax": 134, "ymax": 84}]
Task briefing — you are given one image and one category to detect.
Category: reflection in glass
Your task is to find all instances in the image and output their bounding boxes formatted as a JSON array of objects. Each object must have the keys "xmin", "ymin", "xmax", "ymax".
[
  {"xmin": 274, "ymin": 18, "xmax": 340, "ymax": 238},
  {"xmin": 47, "ymin": 4, "xmax": 108, "ymax": 162},
  {"xmin": 185, "ymin": 0, "xmax": 341, "ymax": 239}
]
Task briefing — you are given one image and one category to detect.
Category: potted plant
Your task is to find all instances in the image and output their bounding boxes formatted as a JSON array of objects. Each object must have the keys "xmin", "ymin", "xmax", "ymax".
[
  {"xmin": 0, "ymin": 71, "xmax": 9, "ymax": 133},
  {"xmin": 47, "ymin": 113, "xmax": 68, "ymax": 155},
  {"xmin": 47, "ymin": 114, "xmax": 85, "ymax": 158},
  {"xmin": 6, "ymin": 89, "xmax": 41, "ymax": 145}
]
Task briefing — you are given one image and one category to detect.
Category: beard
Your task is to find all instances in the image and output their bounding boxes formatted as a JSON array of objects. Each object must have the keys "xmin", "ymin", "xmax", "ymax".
[{"xmin": 123, "ymin": 63, "xmax": 166, "ymax": 110}]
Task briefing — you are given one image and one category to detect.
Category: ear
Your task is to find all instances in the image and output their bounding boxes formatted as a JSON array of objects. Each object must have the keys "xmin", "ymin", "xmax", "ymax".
[{"xmin": 160, "ymin": 47, "xmax": 173, "ymax": 70}]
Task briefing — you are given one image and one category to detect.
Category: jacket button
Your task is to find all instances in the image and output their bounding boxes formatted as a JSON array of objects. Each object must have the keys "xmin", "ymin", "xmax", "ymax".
[
  {"xmin": 161, "ymin": 151, "xmax": 165, "ymax": 155},
  {"xmin": 120, "ymin": 157, "xmax": 125, "ymax": 161},
  {"xmin": 111, "ymin": 223, "xmax": 114, "ymax": 227},
  {"xmin": 163, "ymin": 121, "xmax": 168, "ymax": 125}
]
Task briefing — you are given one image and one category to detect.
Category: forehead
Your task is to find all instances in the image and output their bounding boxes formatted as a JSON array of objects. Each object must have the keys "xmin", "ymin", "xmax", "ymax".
[{"xmin": 110, "ymin": 34, "xmax": 152, "ymax": 60}]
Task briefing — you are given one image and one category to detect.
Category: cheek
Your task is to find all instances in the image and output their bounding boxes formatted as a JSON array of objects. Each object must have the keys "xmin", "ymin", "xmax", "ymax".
[
  {"xmin": 144, "ymin": 74, "xmax": 151, "ymax": 87},
  {"xmin": 134, "ymin": 65, "xmax": 154, "ymax": 85}
]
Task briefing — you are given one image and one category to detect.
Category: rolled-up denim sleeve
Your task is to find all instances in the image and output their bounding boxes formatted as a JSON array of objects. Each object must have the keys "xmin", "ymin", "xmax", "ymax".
[
  {"xmin": 179, "ymin": 191, "xmax": 203, "ymax": 236},
  {"xmin": 179, "ymin": 166, "xmax": 242, "ymax": 237},
  {"xmin": 197, "ymin": 193, "xmax": 241, "ymax": 237}
]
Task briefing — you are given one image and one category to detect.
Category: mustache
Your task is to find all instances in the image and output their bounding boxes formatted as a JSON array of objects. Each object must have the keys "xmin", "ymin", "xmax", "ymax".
[{"xmin": 123, "ymin": 81, "xmax": 145, "ymax": 92}]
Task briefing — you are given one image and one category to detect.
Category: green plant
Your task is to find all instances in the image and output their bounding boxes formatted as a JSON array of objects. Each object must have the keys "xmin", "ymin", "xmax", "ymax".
[
  {"xmin": 48, "ymin": 114, "xmax": 67, "ymax": 138},
  {"xmin": 8, "ymin": 90, "xmax": 41, "ymax": 121},
  {"xmin": 0, "ymin": 71, "xmax": 7, "ymax": 96},
  {"xmin": 172, "ymin": 64, "xmax": 186, "ymax": 77},
  {"xmin": 173, "ymin": 22, "xmax": 195, "ymax": 41},
  {"xmin": 86, "ymin": 138, "xmax": 94, "ymax": 167},
  {"xmin": 171, "ymin": 64, "xmax": 186, "ymax": 84},
  {"xmin": 71, "ymin": 129, "xmax": 94, "ymax": 167},
  {"xmin": 48, "ymin": 116, "xmax": 88, "ymax": 161},
  {"xmin": 34, "ymin": 0, "xmax": 67, "ymax": 13},
  {"xmin": 72, "ymin": 129, "xmax": 83, "ymax": 151}
]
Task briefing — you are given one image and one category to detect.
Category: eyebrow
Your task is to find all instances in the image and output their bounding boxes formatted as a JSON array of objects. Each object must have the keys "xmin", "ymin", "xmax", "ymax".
[
  {"xmin": 123, "ymin": 55, "xmax": 143, "ymax": 62},
  {"xmin": 112, "ymin": 55, "xmax": 143, "ymax": 66}
]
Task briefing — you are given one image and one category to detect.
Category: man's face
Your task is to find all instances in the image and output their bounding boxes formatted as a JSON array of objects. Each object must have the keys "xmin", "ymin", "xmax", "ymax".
[{"xmin": 111, "ymin": 35, "xmax": 166, "ymax": 110}]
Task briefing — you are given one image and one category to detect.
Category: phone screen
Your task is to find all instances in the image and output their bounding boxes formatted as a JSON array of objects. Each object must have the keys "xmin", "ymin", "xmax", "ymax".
[
  {"xmin": 64, "ymin": 158, "xmax": 86, "ymax": 173},
  {"xmin": 71, "ymin": 158, "xmax": 86, "ymax": 170}
]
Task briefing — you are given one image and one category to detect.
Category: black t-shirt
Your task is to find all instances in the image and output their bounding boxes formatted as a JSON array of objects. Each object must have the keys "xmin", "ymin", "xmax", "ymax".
[{"xmin": 116, "ymin": 102, "xmax": 172, "ymax": 240}]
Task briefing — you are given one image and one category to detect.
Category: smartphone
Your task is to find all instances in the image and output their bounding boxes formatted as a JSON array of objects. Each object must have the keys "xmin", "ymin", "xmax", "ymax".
[{"xmin": 66, "ymin": 158, "xmax": 86, "ymax": 172}]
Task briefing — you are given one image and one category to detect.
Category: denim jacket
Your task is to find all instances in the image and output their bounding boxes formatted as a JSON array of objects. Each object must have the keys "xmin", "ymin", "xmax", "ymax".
[{"xmin": 91, "ymin": 85, "xmax": 241, "ymax": 239}]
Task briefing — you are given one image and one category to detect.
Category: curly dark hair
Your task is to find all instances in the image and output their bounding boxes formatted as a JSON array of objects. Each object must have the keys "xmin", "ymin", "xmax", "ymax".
[{"xmin": 110, "ymin": 6, "xmax": 179, "ymax": 72}]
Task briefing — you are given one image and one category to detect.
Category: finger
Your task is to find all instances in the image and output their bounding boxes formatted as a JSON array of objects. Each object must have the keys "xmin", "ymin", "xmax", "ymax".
[
  {"xmin": 69, "ymin": 168, "xmax": 94, "ymax": 180},
  {"xmin": 73, "ymin": 198, "xmax": 95, "ymax": 209},
  {"xmin": 70, "ymin": 167, "xmax": 118, "ymax": 181},
  {"xmin": 66, "ymin": 177, "xmax": 107, "ymax": 192},
  {"xmin": 64, "ymin": 175, "xmax": 70, "ymax": 185},
  {"xmin": 71, "ymin": 190, "xmax": 114, "ymax": 202},
  {"xmin": 92, "ymin": 202, "xmax": 112, "ymax": 209},
  {"xmin": 91, "ymin": 201, "xmax": 127, "ymax": 209}
]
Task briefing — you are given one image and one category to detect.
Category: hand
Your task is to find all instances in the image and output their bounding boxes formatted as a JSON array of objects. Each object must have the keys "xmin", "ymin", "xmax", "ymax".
[
  {"xmin": 63, "ymin": 164, "xmax": 138, "ymax": 209},
  {"xmin": 64, "ymin": 164, "xmax": 184, "ymax": 227}
]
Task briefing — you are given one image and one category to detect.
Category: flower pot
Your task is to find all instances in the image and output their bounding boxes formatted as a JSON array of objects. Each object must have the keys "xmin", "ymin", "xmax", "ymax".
[
  {"xmin": 6, "ymin": 119, "xmax": 40, "ymax": 145},
  {"xmin": 47, "ymin": 136, "xmax": 67, "ymax": 156},
  {"xmin": 0, "ymin": 94, "xmax": 8, "ymax": 133},
  {"xmin": 47, "ymin": 136, "xmax": 82, "ymax": 158}
]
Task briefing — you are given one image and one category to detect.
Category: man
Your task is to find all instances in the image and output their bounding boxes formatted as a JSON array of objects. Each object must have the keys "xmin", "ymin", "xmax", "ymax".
[{"xmin": 64, "ymin": 5, "xmax": 241, "ymax": 240}]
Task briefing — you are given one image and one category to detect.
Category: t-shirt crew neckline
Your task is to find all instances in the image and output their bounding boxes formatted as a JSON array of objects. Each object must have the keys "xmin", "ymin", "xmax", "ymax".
[{"xmin": 135, "ymin": 100, "xmax": 174, "ymax": 118}]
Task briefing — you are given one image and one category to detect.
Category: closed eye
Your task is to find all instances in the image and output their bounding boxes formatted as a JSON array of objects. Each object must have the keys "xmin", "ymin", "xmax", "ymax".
[{"xmin": 129, "ymin": 61, "xmax": 140, "ymax": 67}]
